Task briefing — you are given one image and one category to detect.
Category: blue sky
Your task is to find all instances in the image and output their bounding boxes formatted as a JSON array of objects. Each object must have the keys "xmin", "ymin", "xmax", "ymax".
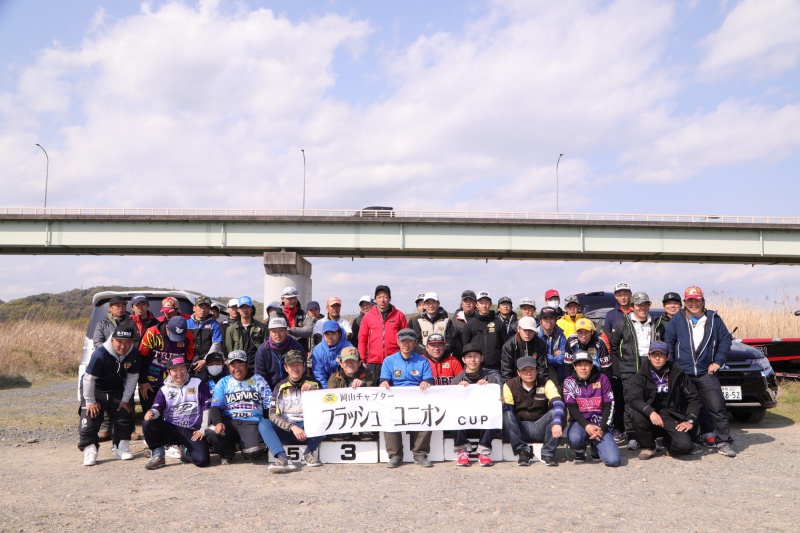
[{"xmin": 1, "ymin": 0, "xmax": 800, "ymax": 313}]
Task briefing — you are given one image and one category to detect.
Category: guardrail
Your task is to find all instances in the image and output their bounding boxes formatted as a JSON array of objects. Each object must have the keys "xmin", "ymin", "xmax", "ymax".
[{"xmin": 0, "ymin": 207, "xmax": 798, "ymax": 225}]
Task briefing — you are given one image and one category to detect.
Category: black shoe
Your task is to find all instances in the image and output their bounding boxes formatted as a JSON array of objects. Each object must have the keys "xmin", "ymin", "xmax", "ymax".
[
  {"xmin": 590, "ymin": 444, "xmax": 600, "ymax": 461},
  {"xmin": 517, "ymin": 450, "xmax": 531, "ymax": 466},
  {"xmin": 574, "ymin": 451, "xmax": 586, "ymax": 464},
  {"xmin": 179, "ymin": 446, "xmax": 190, "ymax": 464},
  {"xmin": 542, "ymin": 455, "xmax": 558, "ymax": 467}
]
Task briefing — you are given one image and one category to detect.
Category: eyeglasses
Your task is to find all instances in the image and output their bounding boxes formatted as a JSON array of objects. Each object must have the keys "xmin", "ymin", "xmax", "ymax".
[{"xmin": 649, "ymin": 352, "xmax": 668, "ymax": 358}]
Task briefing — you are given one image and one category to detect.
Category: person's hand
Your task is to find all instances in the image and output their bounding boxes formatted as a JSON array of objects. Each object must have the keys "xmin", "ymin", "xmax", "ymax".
[
  {"xmin": 380, "ymin": 381, "xmax": 391, "ymax": 390},
  {"xmin": 551, "ymin": 425, "xmax": 563, "ymax": 438},
  {"xmin": 419, "ymin": 382, "xmax": 431, "ymax": 391},
  {"xmin": 118, "ymin": 401, "xmax": 132, "ymax": 414},
  {"xmin": 291, "ymin": 425, "xmax": 307, "ymax": 441},
  {"xmin": 459, "ymin": 380, "xmax": 470, "ymax": 387},
  {"xmin": 214, "ymin": 422, "xmax": 225, "ymax": 435},
  {"xmin": 192, "ymin": 359, "xmax": 207, "ymax": 372},
  {"xmin": 585, "ymin": 424, "xmax": 602, "ymax": 440},
  {"xmin": 676, "ymin": 421, "xmax": 693, "ymax": 432},
  {"xmin": 477, "ymin": 379, "xmax": 489, "ymax": 385},
  {"xmin": 300, "ymin": 383, "xmax": 317, "ymax": 392},
  {"xmin": 708, "ymin": 363, "xmax": 721, "ymax": 374},
  {"xmin": 649, "ymin": 411, "xmax": 664, "ymax": 427},
  {"xmin": 86, "ymin": 402, "xmax": 101, "ymax": 418},
  {"xmin": 144, "ymin": 410, "xmax": 155, "ymax": 421},
  {"xmin": 191, "ymin": 430, "xmax": 204, "ymax": 441},
  {"xmin": 351, "ymin": 379, "xmax": 364, "ymax": 389},
  {"xmin": 139, "ymin": 383, "xmax": 153, "ymax": 400}
]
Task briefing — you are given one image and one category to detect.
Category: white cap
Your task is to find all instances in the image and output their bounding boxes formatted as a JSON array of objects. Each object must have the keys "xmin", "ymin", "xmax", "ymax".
[
  {"xmin": 614, "ymin": 282, "xmax": 631, "ymax": 293},
  {"xmin": 518, "ymin": 316, "xmax": 539, "ymax": 331},
  {"xmin": 477, "ymin": 291, "xmax": 491, "ymax": 301},
  {"xmin": 423, "ymin": 292, "xmax": 439, "ymax": 302},
  {"xmin": 268, "ymin": 317, "xmax": 288, "ymax": 329},
  {"xmin": 519, "ymin": 297, "xmax": 535, "ymax": 307},
  {"xmin": 358, "ymin": 295, "xmax": 372, "ymax": 304},
  {"xmin": 281, "ymin": 286, "xmax": 299, "ymax": 298},
  {"xmin": 227, "ymin": 298, "xmax": 239, "ymax": 307}
]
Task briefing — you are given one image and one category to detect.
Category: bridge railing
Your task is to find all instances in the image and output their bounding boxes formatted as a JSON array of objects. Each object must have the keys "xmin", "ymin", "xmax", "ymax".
[{"xmin": 0, "ymin": 207, "xmax": 798, "ymax": 225}]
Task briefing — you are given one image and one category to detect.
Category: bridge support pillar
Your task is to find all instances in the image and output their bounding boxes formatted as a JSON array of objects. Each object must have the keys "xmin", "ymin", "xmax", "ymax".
[{"xmin": 263, "ymin": 252, "xmax": 312, "ymax": 318}]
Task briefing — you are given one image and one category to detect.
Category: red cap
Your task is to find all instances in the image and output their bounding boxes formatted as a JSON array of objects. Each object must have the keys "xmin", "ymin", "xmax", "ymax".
[
  {"xmin": 544, "ymin": 289, "xmax": 560, "ymax": 300},
  {"xmin": 161, "ymin": 296, "xmax": 178, "ymax": 312},
  {"xmin": 327, "ymin": 296, "xmax": 342, "ymax": 306},
  {"xmin": 684, "ymin": 286, "xmax": 704, "ymax": 300}
]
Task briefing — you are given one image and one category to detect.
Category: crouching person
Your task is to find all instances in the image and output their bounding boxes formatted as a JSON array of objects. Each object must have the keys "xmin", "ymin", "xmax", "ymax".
[
  {"xmin": 79, "ymin": 324, "xmax": 140, "ymax": 466},
  {"xmin": 450, "ymin": 343, "xmax": 499, "ymax": 467},
  {"xmin": 263, "ymin": 350, "xmax": 324, "ymax": 473},
  {"xmin": 502, "ymin": 356, "xmax": 564, "ymax": 467},
  {"xmin": 142, "ymin": 355, "xmax": 211, "ymax": 469},
  {"xmin": 327, "ymin": 347, "xmax": 376, "ymax": 389},
  {"xmin": 628, "ymin": 341, "xmax": 700, "ymax": 459},
  {"xmin": 205, "ymin": 350, "xmax": 273, "ymax": 465},
  {"xmin": 563, "ymin": 352, "xmax": 619, "ymax": 467}
]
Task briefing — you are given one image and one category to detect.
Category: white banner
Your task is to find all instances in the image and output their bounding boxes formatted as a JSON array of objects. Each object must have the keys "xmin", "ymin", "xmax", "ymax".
[{"xmin": 302, "ymin": 384, "xmax": 502, "ymax": 438}]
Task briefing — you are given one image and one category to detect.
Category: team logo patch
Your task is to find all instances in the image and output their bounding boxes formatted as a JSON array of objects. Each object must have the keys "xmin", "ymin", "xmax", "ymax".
[
  {"xmin": 410, "ymin": 370, "xmax": 419, "ymax": 376},
  {"xmin": 488, "ymin": 324, "xmax": 495, "ymax": 333},
  {"xmin": 187, "ymin": 388, "xmax": 196, "ymax": 394},
  {"xmin": 442, "ymin": 363, "xmax": 450, "ymax": 369},
  {"xmin": 535, "ymin": 387, "xmax": 545, "ymax": 394},
  {"xmin": 123, "ymin": 362, "xmax": 132, "ymax": 369},
  {"xmin": 592, "ymin": 382, "xmax": 601, "ymax": 389},
  {"xmin": 588, "ymin": 348, "xmax": 596, "ymax": 357},
  {"xmin": 394, "ymin": 369, "xmax": 402, "ymax": 378}
]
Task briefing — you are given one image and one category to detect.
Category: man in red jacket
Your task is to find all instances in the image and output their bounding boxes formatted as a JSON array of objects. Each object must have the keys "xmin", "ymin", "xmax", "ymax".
[{"xmin": 358, "ymin": 285, "xmax": 408, "ymax": 378}]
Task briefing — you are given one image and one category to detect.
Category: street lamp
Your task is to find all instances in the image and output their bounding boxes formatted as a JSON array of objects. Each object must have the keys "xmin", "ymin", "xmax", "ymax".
[
  {"xmin": 35, "ymin": 143, "xmax": 49, "ymax": 208},
  {"xmin": 556, "ymin": 153, "xmax": 563, "ymax": 213},
  {"xmin": 301, "ymin": 149, "xmax": 306, "ymax": 212}
]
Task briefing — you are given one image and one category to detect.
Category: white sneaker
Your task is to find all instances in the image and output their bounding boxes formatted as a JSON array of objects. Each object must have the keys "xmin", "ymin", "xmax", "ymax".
[
  {"xmin": 115, "ymin": 440, "xmax": 134, "ymax": 460},
  {"xmin": 165, "ymin": 445, "xmax": 182, "ymax": 459},
  {"xmin": 83, "ymin": 444, "xmax": 98, "ymax": 466}
]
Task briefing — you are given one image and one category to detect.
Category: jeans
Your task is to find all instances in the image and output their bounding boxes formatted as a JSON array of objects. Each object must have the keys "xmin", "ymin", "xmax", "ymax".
[
  {"xmin": 503, "ymin": 409, "xmax": 559, "ymax": 457},
  {"xmin": 567, "ymin": 422, "xmax": 620, "ymax": 467},
  {"xmin": 258, "ymin": 419, "xmax": 323, "ymax": 457},
  {"xmin": 142, "ymin": 417, "xmax": 210, "ymax": 467},
  {"xmin": 453, "ymin": 429, "xmax": 496, "ymax": 454},
  {"xmin": 690, "ymin": 372, "xmax": 732, "ymax": 444}
]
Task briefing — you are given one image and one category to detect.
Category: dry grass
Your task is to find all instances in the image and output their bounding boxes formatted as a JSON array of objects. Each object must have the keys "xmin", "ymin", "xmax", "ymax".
[
  {"xmin": 710, "ymin": 299, "xmax": 800, "ymax": 339},
  {"xmin": 0, "ymin": 320, "xmax": 84, "ymax": 382}
]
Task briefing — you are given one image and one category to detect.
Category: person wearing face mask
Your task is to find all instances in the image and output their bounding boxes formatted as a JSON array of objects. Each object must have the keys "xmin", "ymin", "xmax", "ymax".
[
  {"xmin": 543, "ymin": 290, "xmax": 564, "ymax": 320},
  {"xmin": 204, "ymin": 351, "xmax": 229, "ymax": 394}
]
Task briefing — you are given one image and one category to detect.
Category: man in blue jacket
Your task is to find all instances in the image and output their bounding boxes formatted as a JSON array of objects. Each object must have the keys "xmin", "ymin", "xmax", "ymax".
[
  {"xmin": 664, "ymin": 286, "xmax": 735, "ymax": 458},
  {"xmin": 312, "ymin": 320, "xmax": 353, "ymax": 388}
]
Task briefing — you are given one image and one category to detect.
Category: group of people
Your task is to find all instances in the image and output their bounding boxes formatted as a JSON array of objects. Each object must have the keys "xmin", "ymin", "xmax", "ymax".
[{"xmin": 78, "ymin": 281, "xmax": 736, "ymax": 472}]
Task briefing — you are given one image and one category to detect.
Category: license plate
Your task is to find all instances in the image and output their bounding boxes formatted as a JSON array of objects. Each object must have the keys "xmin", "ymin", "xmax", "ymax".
[{"xmin": 721, "ymin": 386, "xmax": 742, "ymax": 400}]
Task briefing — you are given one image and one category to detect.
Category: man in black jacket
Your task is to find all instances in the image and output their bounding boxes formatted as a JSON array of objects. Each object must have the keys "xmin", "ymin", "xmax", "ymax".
[
  {"xmin": 461, "ymin": 291, "xmax": 507, "ymax": 381},
  {"xmin": 500, "ymin": 317, "xmax": 548, "ymax": 383},
  {"xmin": 628, "ymin": 341, "xmax": 701, "ymax": 459}
]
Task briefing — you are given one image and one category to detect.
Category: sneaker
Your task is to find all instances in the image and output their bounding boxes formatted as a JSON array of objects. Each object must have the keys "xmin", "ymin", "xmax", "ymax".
[
  {"xmin": 590, "ymin": 444, "xmax": 600, "ymax": 461},
  {"xmin": 386, "ymin": 456, "xmax": 403, "ymax": 469},
  {"xmin": 703, "ymin": 435, "xmax": 717, "ymax": 448},
  {"xmin": 414, "ymin": 456, "xmax": 433, "ymax": 468},
  {"xmin": 517, "ymin": 449, "xmax": 531, "ymax": 466},
  {"xmin": 717, "ymin": 443, "xmax": 736, "ymax": 458},
  {"xmin": 627, "ymin": 439, "xmax": 639, "ymax": 451},
  {"xmin": 145, "ymin": 455, "xmax": 165, "ymax": 470},
  {"xmin": 691, "ymin": 443, "xmax": 704, "ymax": 455},
  {"xmin": 303, "ymin": 451, "xmax": 323, "ymax": 467},
  {"xmin": 83, "ymin": 444, "xmax": 98, "ymax": 466},
  {"xmin": 456, "ymin": 450, "xmax": 470, "ymax": 467},
  {"xmin": 268, "ymin": 456, "xmax": 299, "ymax": 474},
  {"xmin": 130, "ymin": 431, "xmax": 143, "ymax": 441},
  {"xmin": 114, "ymin": 440, "xmax": 134, "ymax": 460},
  {"xmin": 638, "ymin": 448, "xmax": 657, "ymax": 460},
  {"xmin": 478, "ymin": 453, "xmax": 493, "ymax": 467},
  {"xmin": 220, "ymin": 456, "xmax": 232, "ymax": 465},
  {"xmin": 165, "ymin": 445, "xmax": 182, "ymax": 459},
  {"xmin": 655, "ymin": 437, "xmax": 665, "ymax": 452},
  {"xmin": 542, "ymin": 455, "xmax": 558, "ymax": 467},
  {"xmin": 179, "ymin": 446, "xmax": 190, "ymax": 464},
  {"xmin": 574, "ymin": 451, "xmax": 586, "ymax": 464},
  {"xmin": 612, "ymin": 430, "xmax": 625, "ymax": 444}
]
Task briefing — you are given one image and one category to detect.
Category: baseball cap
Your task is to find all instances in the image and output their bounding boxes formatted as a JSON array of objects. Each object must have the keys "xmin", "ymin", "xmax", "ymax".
[
  {"xmin": 268, "ymin": 317, "xmax": 288, "ymax": 329},
  {"xmin": 684, "ymin": 286, "xmax": 704, "ymax": 300},
  {"xmin": 423, "ymin": 292, "xmax": 439, "ymax": 302},
  {"xmin": 131, "ymin": 294, "xmax": 148, "ymax": 306},
  {"xmin": 564, "ymin": 295, "xmax": 580, "ymax": 306},
  {"xmin": 572, "ymin": 351, "xmax": 592, "ymax": 364},
  {"xmin": 375, "ymin": 285, "xmax": 391, "ymax": 297},
  {"xmin": 498, "ymin": 296, "xmax": 512, "ymax": 305},
  {"xmin": 327, "ymin": 296, "xmax": 342, "ymax": 306},
  {"xmin": 307, "ymin": 300, "xmax": 320, "ymax": 311},
  {"xmin": 227, "ymin": 350, "xmax": 248, "ymax": 364},
  {"xmin": 284, "ymin": 350, "xmax": 305, "ymax": 365},
  {"xmin": 281, "ymin": 286, "xmax": 299, "ymax": 298},
  {"xmin": 662, "ymin": 292, "xmax": 682, "ymax": 304},
  {"xmin": 477, "ymin": 291, "xmax": 491, "ymax": 301},
  {"xmin": 167, "ymin": 355, "xmax": 189, "ymax": 369},
  {"xmin": 195, "ymin": 296, "xmax": 212, "ymax": 306},
  {"xmin": 397, "ymin": 328, "xmax": 417, "ymax": 342},
  {"xmin": 238, "ymin": 296, "xmax": 253, "ymax": 308},
  {"xmin": 461, "ymin": 290, "xmax": 477, "ymax": 301},
  {"xmin": 167, "ymin": 316, "xmax": 188, "ymax": 342},
  {"xmin": 206, "ymin": 351, "xmax": 225, "ymax": 364},
  {"xmin": 539, "ymin": 306, "xmax": 557, "ymax": 318},
  {"xmin": 519, "ymin": 297, "xmax": 535, "ymax": 307},
  {"xmin": 516, "ymin": 356, "xmax": 537, "ymax": 370},
  {"xmin": 544, "ymin": 289, "xmax": 560, "ymax": 300},
  {"xmin": 649, "ymin": 341, "xmax": 669, "ymax": 355},
  {"xmin": 614, "ymin": 282, "xmax": 631, "ymax": 293},
  {"xmin": 358, "ymin": 295, "xmax": 372, "ymax": 304},
  {"xmin": 108, "ymin": 295, "xmax": 127, "ymax": 306},
  {"xmin": 575, "ymin": 318, "xmax": 595, "ymax": 332},
  {"xmin": 339, "ymin": 346, "xmax": 360, "ymax": 362},
  {"xmin": 322, "ymin": 320, "xmax": 340, "ymax": 334},
  {"xmin": 227, "ymin": 298, "xmax": 239, "ymax": 308},
  {"xmin": 111, "ymin": 324, "xmax": 136, "ymax": 340},
  {"xmin": 427, "ymin": 333, "xmax": 445, "ymax": 344},
  {"xmin": 160, "ymin": 297, "xmax": 179, "ymax": 312},
  {"xmin": 267, "ymin": 300, "xmax": 281, "ymax": 310},
  {"xmin": 632, "ymin": 292, "xmax": 652, "ymax": 305},
  {"xmin": 461, "ymin": 343, "xmax": 483, "ymax": 356},
  {"xmin": 415, "ymin": 293, "xmax": 425, "ymax": 303},
  {"xmin": 518, "ymin": 316, "xmax": 538, "ymax": 331}
]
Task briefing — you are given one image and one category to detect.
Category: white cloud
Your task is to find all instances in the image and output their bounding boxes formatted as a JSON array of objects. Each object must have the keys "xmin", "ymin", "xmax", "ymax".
[{"xmin": 698, "ymin": 0, "xmax": 800, "ymax": 79}]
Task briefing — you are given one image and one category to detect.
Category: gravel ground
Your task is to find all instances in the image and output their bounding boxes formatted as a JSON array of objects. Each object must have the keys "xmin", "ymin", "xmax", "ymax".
[{"xmin": 1, "ymin": 380, "xmax": 799, "ymax": 532}]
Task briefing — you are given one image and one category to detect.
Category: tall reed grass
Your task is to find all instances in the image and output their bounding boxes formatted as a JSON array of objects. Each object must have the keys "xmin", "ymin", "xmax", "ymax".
[{"xmin": 0, "ymin": 320, "xmax": 83, "ymax": 379}]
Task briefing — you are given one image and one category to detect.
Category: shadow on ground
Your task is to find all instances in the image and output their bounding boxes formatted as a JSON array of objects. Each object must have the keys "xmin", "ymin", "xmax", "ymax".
[{"xmin": 0, "ymin": 375, "xmax": 32, "ymax": 390}]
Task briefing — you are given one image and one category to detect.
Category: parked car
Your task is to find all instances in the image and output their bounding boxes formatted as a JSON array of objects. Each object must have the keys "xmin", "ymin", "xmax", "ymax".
[{"xmin": 583, "ymin": 307, "xmax": 778, "ymax": 423}]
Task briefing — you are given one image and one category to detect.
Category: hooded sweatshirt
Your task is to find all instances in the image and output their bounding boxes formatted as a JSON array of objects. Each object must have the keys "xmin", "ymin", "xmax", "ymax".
[
  {"xmin": 150, "ymin": 375, "xmax": 211, "ymax": 430},
  {"xmin": 253, "ymin": 334, "xmax": 306, "ymax": 389},
  {"xmin": 82, "ymin": 337, "xmax": 140, "ymax": 403},
  {"xmin": 311, "ymin": 323, "xmax": 353, "ymax": 388}
]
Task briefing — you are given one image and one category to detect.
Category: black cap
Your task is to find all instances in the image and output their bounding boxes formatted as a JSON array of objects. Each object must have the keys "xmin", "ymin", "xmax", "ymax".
[
  {"xmin": 111, "ymin": 324, "xmax": 136, "ymax": 340},
  {"xmin": 108, "ymin": 296, "xmax": 127, "ymax": 306},
  {"xmin": 375, "ymin": 285, "xmax": 391, "ymax": 298},
  {"xmin": 206, "ymin": 351, "xmax": 225, "ymax": 364},
  {"xmin": 307, "ymin": 301, "xmax": 320, "ymax": 311},
  {"xmin": 517, "ymin": 356, "xmax": 537, "ymax": 370},
  {"xmin": 539, "ymin": 306, "xmax": 557, "ymax": 318},
  {"xmin": 461, "ymin": 342, "xmax": 483, "ymax": 356},
  {"xmin": 498, "ymin": 296, "xmax": 512, "ymax": 305},
  {"xmin": 663, "ymin": 292, "xmax": 682, "ymax": 304},
  {"xmin": 461, "ymin": 290, "xmax": 477, "ymax": 301}
]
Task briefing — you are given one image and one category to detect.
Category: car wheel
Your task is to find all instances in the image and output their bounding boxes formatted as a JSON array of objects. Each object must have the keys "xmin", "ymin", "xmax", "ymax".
[{"xmin": 731, "ymin": 408, "xmax": 766, "ymax": 423}]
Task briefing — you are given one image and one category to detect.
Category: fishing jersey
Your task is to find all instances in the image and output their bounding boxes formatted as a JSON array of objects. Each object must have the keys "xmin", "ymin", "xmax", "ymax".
[
  {"xmin": 564, "ymin": 334, "xmax": 612, "ymax": 374},
  {"xmin": 211, "ymin": 374, "xmax": 272, "ymax": 422},
  {"xmin": 151, "ymin": 376, "xmax": 211, "ymax": 430},
  {"xmin": 562, "ymin": 369, "xmax": 614, "ymax": 428},
  {"xmin": 427, "ymin": 355, "xmax": 463, "ymax": 386},
  {"xmin": 138, "ymin": 322, "xmax": 195, "ymax": 388},
  {"xmin": 269, "ymin": 377, "xmax": 320, "ymax": 429}
]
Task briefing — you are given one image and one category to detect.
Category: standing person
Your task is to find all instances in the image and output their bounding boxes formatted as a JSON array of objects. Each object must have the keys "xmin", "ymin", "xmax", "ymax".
[
  {"xmin": 451, "ymin": 290, "xmax": 478, "ymax": 360},
  {"xmin": 409, "ymin": 293, "xmax": 426, "ymax": 321},
  {"xmin": 562, "ymin": 352, "xmax": 619, "ymax": 467},
  {"xmin": 496, "ymin": 296, "xmax": 518, "ymax": 337},
  {"xmin": 93, "ymin": 296, "xmax": 133, "ymax": 348},
  {"xmin": 654, "ymin": 292, "xmax": 682, "ymax": 341},
  {"xmin": 602, "ymin": 282, "xmax": 633, "ymax": 350},
  {"xmin": 424, "ymin": 333, "xmax": 463, "ymax": 386},
  {"xmin": 225, "ymin": 296, "xmax": 267, "ymax": 372},
  {"xmin": 254, "ymin": 317, "xmax": 306, "ymax": 390},
  {"xmin": 450, "ymin": 343, "xmax": 500, "ymax": 467},
  {"xmin": 409, "ymin": 292, "xmax": 456, "ymax": 355},
  {"xmin": 350, "ymin": 295, "xmax": 373, "ymax": 351},
  {"xmin": 664, "ymin": 286, "xmax": 736, "ymax": 458},
  {"xmin": 209, "ymin": 303, "xmax": 221, "ymax": 322},
  {"xmin": 220, "ymin": 298, "xmax": 240, "ymax": 354},
  {"xmin": 543, "ymin": 290, "xmax": 564, "ymax": 319},
  {"xmin": 628, "ymin": 341, "xmax": 701, "ymax": 459},
  {"xmin": 609, "ymin": 292, "xmax": 656, "ymax": 450},
  {"xmin": 358, "ymin": 285, "xmax": 408, "ymax": 379},
  {"xmin": 301, "ymin": 300, "xmax": 322, "ymax": 352},
  {"xmin": 557, "ymin": 295, "xmax": 584, "ymax": 338},
  {"xmin": 537, "ymin": 307, "xmax": 567, "ymax": 384},
  {"xmin": 129, "ymin": 294, "xmax": 158, "ymax": 346},
  {"xmin": 312, "ymin": 297, "xmax": 352, "ymax": 344},
  {"xmin": 281, "ymin": 286, "xmax": 309, "ymax": 350},
  {"xmin": 186, "ymin": 295, "xmax": 224, "ymax": 377},
  {"xmin": 380, "ymin": 329, "xmax": 435, "ymax": 468},
  {"xmin": 461, "ymin": 291, "xmax": 507, "ymax": 381},
  {"xmin": 311, "ymin": 320, "xmax": 353, "ymax": 388},
  {"xmin": 518, "ymin": 297, "xmax": 538, "ymax": 321},
  {"xmin": 79, "ymin": 324, "xmax": 140, "ymax": 466},
  {"xmin": 157, "ymin": 296, "xmax": 190, "ymax": 323},
  {"xmin": 138, "ymin": 316, "xmax": 195, "ymax": 415},
  {"xmin": 501, "ymin": 317, "xmax": 548, "ymax": 383}
]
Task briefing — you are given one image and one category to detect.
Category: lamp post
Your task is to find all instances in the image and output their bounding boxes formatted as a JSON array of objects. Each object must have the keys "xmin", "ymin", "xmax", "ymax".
[
  {"xmin": 36, "ymin": 143, "xmax": 49, "ymax": 208},
  {"xmin": 556, "ymin": 153, "xmax": 563, "ymax": 213},
  {"xmin": 301, "ymin": 149, "xmax": 306, "ymax": 212}
]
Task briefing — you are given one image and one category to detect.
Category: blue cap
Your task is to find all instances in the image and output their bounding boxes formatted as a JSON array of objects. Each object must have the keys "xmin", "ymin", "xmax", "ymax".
[
  {"xmin": 322, "ymin": 320, "xmax": 339, "ymax": 334},
  {"xmin": 167, "ymin": 316, "xmax": 188, "ymax": 343},
  {"xmin": 649, "ymin": 341, "xmax": 668, "ymax": 355},
  {"xmin": 238, "ymin": 296, "xmax": 253, "ymax": 308}
]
